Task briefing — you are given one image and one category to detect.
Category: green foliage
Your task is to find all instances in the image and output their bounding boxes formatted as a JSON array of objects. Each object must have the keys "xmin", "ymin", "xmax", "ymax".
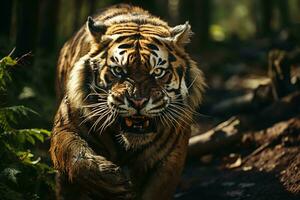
[
  {"xmin": 0, "ymin": 106, "xmax": 37, "ymax": 131},
  {"xmin": 0, "ymin": 56, "xmax": 16, "ymax": 91},
  {"xmin": 0, "ymin": 55, "xmax": 55, "ymax": 200}
]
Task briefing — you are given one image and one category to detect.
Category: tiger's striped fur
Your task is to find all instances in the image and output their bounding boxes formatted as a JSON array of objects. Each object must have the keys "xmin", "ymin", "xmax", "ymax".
[{"xmin": 50, "ymin": 4, "xmax": 205, "ymax": 200}]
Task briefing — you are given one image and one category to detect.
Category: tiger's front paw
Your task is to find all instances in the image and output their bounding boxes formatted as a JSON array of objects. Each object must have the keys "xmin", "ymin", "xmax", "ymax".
[{"xmin": 69, "ymin": 154, "xmax": 134, "ymax": 199}]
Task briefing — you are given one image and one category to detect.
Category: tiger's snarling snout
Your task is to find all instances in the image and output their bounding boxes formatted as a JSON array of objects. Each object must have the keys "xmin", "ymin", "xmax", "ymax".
[{"xmin": 51, "ymin": 4, "xmax": 205, "ymax": 200}]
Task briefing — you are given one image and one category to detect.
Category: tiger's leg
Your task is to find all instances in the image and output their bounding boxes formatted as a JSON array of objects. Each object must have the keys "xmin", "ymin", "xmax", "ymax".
[
  {"xmin": 140, "ymin": 132, "xmax": 190, "ymax": 200},
  {"xmin": 50, "ymin": 100, "xmax": 133, "ymax": 200}
]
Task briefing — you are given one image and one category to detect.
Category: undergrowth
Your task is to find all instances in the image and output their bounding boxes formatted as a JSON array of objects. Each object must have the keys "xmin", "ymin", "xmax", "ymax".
[{"xmin": 0, "ymin": 54, "xmax": 55, "ymax": 200}]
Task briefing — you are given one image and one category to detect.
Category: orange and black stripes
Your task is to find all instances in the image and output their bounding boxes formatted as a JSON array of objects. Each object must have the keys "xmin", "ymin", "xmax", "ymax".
[{"xmin": 52, "ymin": 4, "xmax": 206, "ymax": 200}]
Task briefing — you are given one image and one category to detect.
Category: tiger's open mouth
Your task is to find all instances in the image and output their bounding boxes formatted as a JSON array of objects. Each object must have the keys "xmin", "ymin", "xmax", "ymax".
[{"xmin": 119, "ymin": 115, "xmax": 156, "ymax": 134}]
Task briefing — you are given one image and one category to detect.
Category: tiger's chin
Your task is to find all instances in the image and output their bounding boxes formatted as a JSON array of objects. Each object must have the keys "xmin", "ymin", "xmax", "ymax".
[{"xmin": 117, "ymin": 115, "xmax": 157, "ymax": 149}]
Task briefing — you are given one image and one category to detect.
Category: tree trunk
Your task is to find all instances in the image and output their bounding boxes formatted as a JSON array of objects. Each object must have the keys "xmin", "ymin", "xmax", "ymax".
[
  {"xmin": 277, "ymin": 0, "xmax": 290, "ymax": 29},
  {"xmin": 38, "ymin": 0, "xmax": 59, "ymax": 53},
  {"xmin": 89, "ymin": 0, "xmax": 97, "ymax": 15},
  {"xmin": 0, "ymin": 0, "xmax": 13, "ymax": 39},
  {"xmin": 73, "ymin": 0, "xmax": 84, "ymax": 33},
  {"xmin": 198, "ymin": 0, "xmax": 211, "ymax": 49},
  {"xmin": 15, "ymin": 0, "xmax": 39, "ymax": 57},
  {"xmin": 179, "ymin": 0, "xmax": 211, "ymax": 51},
  {"xmin": 260, "ymin": 0, "xmax": 273, "ymax": 37},
  {"xmin": 268, "ymin": 48, "xmax": 300, "ymax": 99},
  {"xmin": 155, "ymin": 0, "xmax": 169, "ymax": 22}
]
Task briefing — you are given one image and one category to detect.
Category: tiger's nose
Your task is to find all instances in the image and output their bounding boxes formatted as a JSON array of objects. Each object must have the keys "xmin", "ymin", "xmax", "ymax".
[{"xmin": 129, "ymin": 97, "xmax": 148, "ymax": 109}]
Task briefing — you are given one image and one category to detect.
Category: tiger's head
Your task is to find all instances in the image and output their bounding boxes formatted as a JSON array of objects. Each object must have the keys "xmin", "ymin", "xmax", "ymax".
[{"xmin": 67, "ymin": 13, "xmax": 205, "ymax": 149}]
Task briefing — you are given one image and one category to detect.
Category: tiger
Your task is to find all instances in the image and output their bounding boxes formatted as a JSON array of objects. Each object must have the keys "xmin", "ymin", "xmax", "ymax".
[{"xmin": 50, "ymin": 4, "xmax": 205, "ymax": 200}]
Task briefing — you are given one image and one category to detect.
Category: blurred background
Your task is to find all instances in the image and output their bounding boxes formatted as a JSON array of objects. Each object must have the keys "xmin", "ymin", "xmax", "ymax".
[
  {"xmin": 1, "ymin": 0, "xmax": 300, "ymax": 199},
  {"xmin": 1, "ymin": 0, "xmax": 300, "ymax": 128},
  {"xmin": 0, "ymin": 0, "xmax": 300, "ymax": 127}
]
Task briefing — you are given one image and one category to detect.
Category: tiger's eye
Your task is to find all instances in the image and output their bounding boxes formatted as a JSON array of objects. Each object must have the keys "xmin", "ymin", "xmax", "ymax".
[
  {"xmin": 111, "ymin": 66, "xmax": 125, "ymax": 77},
  {"xmin": 152, "ymin": 68, "xmax": 167, "ymax": 79},
  {"xmin": 153, "ymin": 68, "xmax": 162, "ymax": 76},
  {"xmin": 115, "ymin": 66, "xmax": 123, "ymax": 73}
]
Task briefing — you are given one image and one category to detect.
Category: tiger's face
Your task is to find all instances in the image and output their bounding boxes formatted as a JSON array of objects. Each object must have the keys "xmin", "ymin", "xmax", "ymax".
[
  {"xmin": 105, "ymin": 37, "xmax": 189, "ymax": 141},
  {"xmin": 69, "ymin": 17, "xmax": 205, "ymax": 149}
]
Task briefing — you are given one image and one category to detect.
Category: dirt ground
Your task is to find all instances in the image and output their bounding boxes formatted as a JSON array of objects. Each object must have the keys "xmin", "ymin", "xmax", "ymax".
[{"xmin": 176, "ymin": 117, "xmax": 300, "ymax": 200}]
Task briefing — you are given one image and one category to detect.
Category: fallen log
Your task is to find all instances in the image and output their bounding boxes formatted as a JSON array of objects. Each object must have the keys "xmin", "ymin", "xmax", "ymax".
[
  {"xmin": 188, "ymin": 91, "xmax": 300, "ymax": 158},
  {"xmin": 211, "ymin": 84, "xmax": 273, "ymax": 116},
  {"xmin": 188, "ymin": 117, "xmax": 243, "ymax": 158}
]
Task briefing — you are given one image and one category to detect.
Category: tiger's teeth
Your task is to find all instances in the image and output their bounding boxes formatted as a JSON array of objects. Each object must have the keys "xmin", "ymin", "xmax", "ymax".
[
  {"xmin": 125, "ymin": 118, "xmax": 133, "ymax": 127},
  {"xmin": 144, "ymin": 120, "xmax": 149, "ymax": 127}
]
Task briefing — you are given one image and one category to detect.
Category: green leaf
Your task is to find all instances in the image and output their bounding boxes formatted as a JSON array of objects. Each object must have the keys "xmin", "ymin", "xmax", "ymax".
[
  {"xmin": 16, "ymin": 150, "xmax": 33, "ymax": 160},
  {"xmin": 0, "ymin": 106, "xmax": 38, "ymax": 118},
  {"xmin": 0, "ymin": 55, "xmax": 17, "ymax": 91},
  {"xmin": 1, "ymin": 56, "xmax": 18, "ymax": 67},
  {"xmin": 25, "ymin": 134, "xmax": 35, "ymax": 145},
  {"xmin": 17, "ymin": 128, "xmax": 51, "ymax": 143},
  {"xmin": 0, "ymin": 113, "xmax": 12, "ymax": 131},
  {"xmin": 0, "ymin": 106, "xmax": 38, "ymax": 131},
  {"xmin": 15, "ymin": 131, "xmax": 26, "ymax": 144}
]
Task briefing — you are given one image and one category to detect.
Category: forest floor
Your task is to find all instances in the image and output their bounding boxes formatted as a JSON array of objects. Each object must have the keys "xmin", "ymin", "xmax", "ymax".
[
  {"xmin": 175, "ymin": 48, "xmax": 300, "ymax": 200},
  {"xmin": 177, "ymin": 117, "xmax": 300, "ymax": 200}
]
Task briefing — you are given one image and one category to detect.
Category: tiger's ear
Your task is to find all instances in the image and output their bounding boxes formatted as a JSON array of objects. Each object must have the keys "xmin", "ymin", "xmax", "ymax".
[
  {"xmin": 87, "ymin": 16, "xmax": 107, "ymax": 40},
  {"xmin": 170, "ymin": 22, "xmax": 193, "ymax": 47}
]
